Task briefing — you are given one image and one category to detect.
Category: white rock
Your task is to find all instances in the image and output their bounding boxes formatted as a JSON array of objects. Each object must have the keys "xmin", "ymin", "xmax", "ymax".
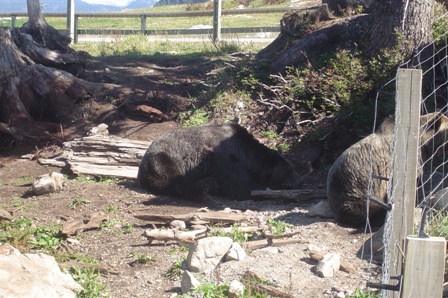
[
  {"xmin": 180, "ymin": 270, "xmax": 200, "ymax": 294},
  {"xmin": 225, "ymin": 242, "xmax": 247, "ymax": 261},
  {"xmin": 32, "ymin": 172, "xmax": 64, "ymax": 195},
  {"xmin": 316, "ymin": 253, "xmax": 340, "ymax": 278},
  {"xmin": 308, "ymin": 200, "xmax": 333, "ymax": 218},
  {"xmin": 87, "ymin": 123, "xmax": 109, "ymax": 136},
  {"xmin": 186, "ymin": 237, "xmax": 233, "ymax": 273},
  {"xmin": 228, "ymin": 280, "xmax": 245, "ymax": 298},
  {"xmin": 0, "ymin": 244, "xmax": 82, "ymax": 297},
  {"xmin": 170, "ymin": 220, "xmax": 186, "ymax": 230}
]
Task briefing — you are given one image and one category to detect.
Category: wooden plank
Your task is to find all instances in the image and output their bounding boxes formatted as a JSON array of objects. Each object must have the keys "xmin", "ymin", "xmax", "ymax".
[
  {"xmin": 385, "ymin": 68, "xmax": 422, "ymax": 297},
  {"xmin": 401, "ymin": 236, "xmax": 446, "ymax": 298},
  {"xmin": 133, "ymin": 211, "xmax": 246, "ymax": 224}
]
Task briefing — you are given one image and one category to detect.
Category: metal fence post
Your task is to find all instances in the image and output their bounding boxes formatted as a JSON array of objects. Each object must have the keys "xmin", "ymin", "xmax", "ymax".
[
  {"xmin": 66, "ymin": 0, "xmax": 75, "ymax": 42},
  {"xmin": 212, "ymin": 0, "xmax": 221, "ymax": 42}
]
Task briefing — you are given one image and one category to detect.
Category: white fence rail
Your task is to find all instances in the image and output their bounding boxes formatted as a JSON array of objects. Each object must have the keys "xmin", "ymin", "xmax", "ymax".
[{"xmin": 0, "ymin": 4, "xmax": 326, "ymax": 43}]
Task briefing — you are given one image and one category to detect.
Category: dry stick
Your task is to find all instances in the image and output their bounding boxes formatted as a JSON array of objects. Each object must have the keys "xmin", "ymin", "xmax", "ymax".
[
  {"xmin": 134, "ymin": 211, "xmax": 246, "ymax": 225},
  {"xmin": 309, "ymin": 250, "xmax": 357, "ymax": 274},
  {"xmin": 144, "ymin": 228, "xmax": 207, "ymax": 244},
  {"xmin": 244, "ymin": 238, "xmax": 309, "ymax": 250},
  {"xmin": 251, "ymin": 188, "xmax": 327, "ymax": 201}
]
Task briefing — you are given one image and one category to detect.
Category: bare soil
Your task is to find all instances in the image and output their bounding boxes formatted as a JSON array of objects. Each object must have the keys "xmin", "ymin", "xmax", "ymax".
[{"xmin": 0, "ymin": 54, "xmax": 381, "ymax": 297}]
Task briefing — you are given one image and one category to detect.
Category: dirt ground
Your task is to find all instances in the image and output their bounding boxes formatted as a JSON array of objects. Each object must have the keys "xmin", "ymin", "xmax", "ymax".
[{"xmin": 0, "ymin": 54, "xmax": 382, "ymax": 297}]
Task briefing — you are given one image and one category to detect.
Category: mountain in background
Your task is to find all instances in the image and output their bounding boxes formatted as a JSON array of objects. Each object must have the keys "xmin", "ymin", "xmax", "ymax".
[
  {"xmin": 1, "ymin": 0, "xmax": 157, "ymax": 13},
  {"xmin": 153, "ymin": 0, "xmax": 206, "ymax": 7}
]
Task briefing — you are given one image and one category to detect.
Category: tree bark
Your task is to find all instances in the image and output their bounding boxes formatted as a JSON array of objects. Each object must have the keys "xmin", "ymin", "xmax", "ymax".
[
  {"xmin": 0, "ymin": 0, "xmax": 125, "ymax": 142},
  {"xmin": 369, "ymin": 0, "xmax": 435, "ymax": 56},
  {"xmin": 260, "ymin": 0, "xmax": 436, "ymax": 72}
]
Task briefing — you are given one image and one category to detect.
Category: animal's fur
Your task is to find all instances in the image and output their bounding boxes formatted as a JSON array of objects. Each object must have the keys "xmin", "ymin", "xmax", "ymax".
[
  {"xmin": 137, "ymin": 123, "xmax": 303, "ymax": 200},
  {"xmin": 327, "ymin": 112, "xmax": 448, "ymax": 227}
]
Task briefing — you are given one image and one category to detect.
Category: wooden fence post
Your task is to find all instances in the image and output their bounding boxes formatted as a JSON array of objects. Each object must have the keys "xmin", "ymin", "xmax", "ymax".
[
  {"xmin": 401, "ymin": 236, "xmax": 446, "ymax": 297},
  {"xmin": 212, "ymin": 0, "xmax": 221, "ymax": 42},
  {"xmin": 384, "ymin": 68, "xmax": 421, "ymax": 297},
  {"xmin": 74, "ymin": 15, "xmax": 78, "ymax": 44},
  {"xmin": 140, "ymin": 15, "xmax": 146, "ymax": 34}
]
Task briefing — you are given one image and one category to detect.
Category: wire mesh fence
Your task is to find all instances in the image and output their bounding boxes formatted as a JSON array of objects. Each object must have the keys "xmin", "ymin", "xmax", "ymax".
[{"xmin": 366, "ymin": 9, "xmax": 448, "ymax": 298}]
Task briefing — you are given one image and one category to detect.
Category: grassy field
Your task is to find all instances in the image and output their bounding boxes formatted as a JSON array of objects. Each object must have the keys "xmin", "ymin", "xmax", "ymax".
[{"xmin": 2, "ymin": 1, "xmax": 291, "ymax": 31}]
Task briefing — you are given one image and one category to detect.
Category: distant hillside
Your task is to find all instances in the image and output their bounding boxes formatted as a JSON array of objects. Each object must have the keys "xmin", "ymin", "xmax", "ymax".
[
  {"xmin": 154, "ymin": 0, "xmax": 208, "ymax": 7},
  {"xmin": 0, "ymin": 0, "xmax": 156, "ymax": 13}
]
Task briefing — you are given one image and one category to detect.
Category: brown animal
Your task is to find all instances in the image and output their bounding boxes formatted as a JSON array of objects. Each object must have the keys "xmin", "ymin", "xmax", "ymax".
[{"xmin": 327, "ymin": 112, "xmax": 448, "ymax": 227}]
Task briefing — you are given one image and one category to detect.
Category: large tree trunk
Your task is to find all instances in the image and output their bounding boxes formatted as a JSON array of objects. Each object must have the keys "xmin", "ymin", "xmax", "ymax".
[
  {"xmin": 259, "ymin": 0, "xmax": 436, "ymax": 73},
  {"xmin": 0, "ymin": 0, "xmax": 121, "ymax": 141},
  {"xmin": 369, "ymin": 0, "xmax": 435, "ymax": 56}
]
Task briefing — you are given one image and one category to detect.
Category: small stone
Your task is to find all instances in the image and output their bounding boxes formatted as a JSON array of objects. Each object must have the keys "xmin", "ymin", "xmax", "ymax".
[
  {"xmin": 180, "ymin": 271, "xmax": 200, "ymax": 294},
  {"xmin": 186, "ymin": 237, "xmax": 233, "ymax": 273},
  {"xmin": 228, "ymin": 280, "xmax": 245, "ymax": 298},
  {"xmin": 170, "ymin": 220, "xmax": 186, "ymax": 230},
  {"xmin": 316, "ymin": 253, "xmax": 340, "ymax": 278},
  {"xmin": 225, "ymin": 242, "xmax": 247, "ymax": 261},
  {"xmin": 32, "ymin": 172, "xmax": 64, "ymax": 195}
]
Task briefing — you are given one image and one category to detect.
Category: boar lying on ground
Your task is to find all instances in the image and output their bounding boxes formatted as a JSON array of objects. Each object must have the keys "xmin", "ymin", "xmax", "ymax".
[
  {"xmin": 137, "ymin": 123, "xmax": 303, "ymax": 200},
  {"xmin": 327, "ymin": 112, "xmax": 448, "ymax": 227}
]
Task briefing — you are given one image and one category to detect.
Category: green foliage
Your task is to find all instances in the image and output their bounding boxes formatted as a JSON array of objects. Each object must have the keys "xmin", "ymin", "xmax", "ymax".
[
  {"xmin": 426, "ymin": 210, "xmax": 448, "ymax": 239},
  {"xmin": 123, "ymin": 223, "xmax": 133, "ymax": 234},
  {"xmin": 100, "ymin": 218, "xmax": 122, "ymax": 230},
  {"xmin": 69, "ymin": 198, "xmax": 91, "ymax": 210},
  {"xmin": 128, "ymin": 252, "xmax": 156, "ymax": 264},
  {"xmin": 180, "ymin": 108, "xmax": 210, "ymax": 127},
  {"xmin": 11, "ymin": 199, "xmax": 24, "ymax": 207},
  {"xmin": 432, "ymin": 3, "xmax": 448, "ymax": 45},
  {"xmin": 267, "ymin": 217, "xmax": 292, "ymax": 235},
  {"xmin": 0, "ymin": 217, "xmax": 63, "ymax": 253},
  {"xmin": 102, "ymin": 204, "xmax": 116, "ymax": 214},
  {"xmin": 56, "ymin": 252, "xmax": 100, "ymax": 264},
  {"xmin": 208, "ymin": 224, "xmax": 254, "ymax": 243},
  {"xmin": 346, "ymin": 289, "xmax": 380, "ymax": 298},
  {"xmin": 12, "ymin": 175, "xmax": 32, "ymax": 186},
  {"xmin": 262, "ymin": 130, "xmax": 277, "ymax": 141},
  {"xmin": 69, "ymin": 265, "xmax": 109, "ymax": 298},
  {"xmin": 164, "ymin": 256, "xmax": 186, "ymax": 280},
  {"xmin": 31, "ymin": 226, "xmax": 63, "ymax": 252},
  {"xmin": 191, "ymin": 282, "xmax": 229, "ymax": 298},
  {"xmin": 167, "ymin": 245, "xmax": 189, "ymax": 255}
]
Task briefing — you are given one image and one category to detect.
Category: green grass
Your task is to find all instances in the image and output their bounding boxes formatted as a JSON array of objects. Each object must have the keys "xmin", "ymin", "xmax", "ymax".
[
  {"xmin": 267, "ymin": 217, "xmax": 293, "ymax": 235},
  {"xmin": 0, "ymin": 217, "xmax": 63, "ymax": 253},
  {"xmin": 68, "ymin": 265, "xmax": 109, "ymax": 298}
]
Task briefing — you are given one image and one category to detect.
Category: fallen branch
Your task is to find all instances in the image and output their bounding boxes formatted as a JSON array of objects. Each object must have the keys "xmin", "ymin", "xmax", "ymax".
[
  {"xmin": 244, "ymin": 238, "xmax": 309, "ymax": 250},
  {"xmin": 134, "ymin": 211, "xmax": 246, "ymax": 225},
  {"xmin": 251, "ymin": 188, "xmax": 327, "ymax": 201},
  {"xmin": 309, "ymin": 250, "xmax": 357, "ymax": 274},
  {"xmin": 144, "ymin": 228, "xmax": 207, "ymax": 244},
  {"xmin": 264, "ymin": 230, "xmax": 302, "ymax": 239}
]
